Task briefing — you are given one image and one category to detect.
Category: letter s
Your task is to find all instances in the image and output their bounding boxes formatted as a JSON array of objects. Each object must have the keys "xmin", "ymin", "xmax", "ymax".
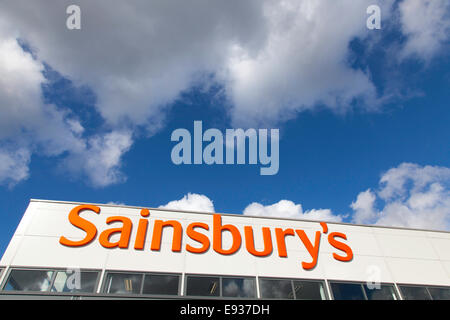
[
  {"xmin": 59, "ymin": 205, "xmax": 100, "ymax": 247},
  {"xmin": 328, "ymin": 232, "xmax": 353, "ymax": 262}
]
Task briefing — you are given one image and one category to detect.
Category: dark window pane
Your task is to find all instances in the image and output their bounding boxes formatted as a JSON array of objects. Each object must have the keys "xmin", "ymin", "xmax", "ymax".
[
  {"xmin": 427, "ymin": 287, "xmax": 450, "ymax": 300},
  {"xmin": 399, "ymin": 286, "xmax": 431, "ymax": 300},
  {"xmin": 330, "ymin": 282, "xmax": 366, "ymax": 300},
  {"xmin": 293, "ymin": 281, "xmax": 327, "ymax": 300},
  {"xmin": 222, "ymin": 277, "xmax": 256, "ymax": 298},
  {"xmin": 186, "ymin": 276, "xmax": 220, "ymax": 297},
  {"xmin": 103, "ymin": 273, "xmax": 142, "ymax": 294},
  {"xmin": 363, "ymin": 284, "xmax": 398, "ymax": 300},
  {"xmin": 142, "ymin": 274, "xmax": 179, "ymax": 295},
  {"xmin": 51, "ymin": 270, "xmax": 98, "ymax": 293},
  {"xmin": 259, "ymin": 278, "xmax": 294, "ymax": 299},
  {"xmin": 4, "ymin": 269, "xmax": 54, "ymax": 292}
]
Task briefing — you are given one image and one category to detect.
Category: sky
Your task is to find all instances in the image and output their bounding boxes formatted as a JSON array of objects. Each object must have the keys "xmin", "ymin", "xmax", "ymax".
[{"xmin": 0, "ymin": 0, "xmax": 449, "ymax": 256}]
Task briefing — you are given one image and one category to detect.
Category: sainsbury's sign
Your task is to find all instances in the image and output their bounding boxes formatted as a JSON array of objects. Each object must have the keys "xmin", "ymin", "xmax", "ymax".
[{"xmin": 59, "ymin": 205, "xmax": 353, "ymax": 270}]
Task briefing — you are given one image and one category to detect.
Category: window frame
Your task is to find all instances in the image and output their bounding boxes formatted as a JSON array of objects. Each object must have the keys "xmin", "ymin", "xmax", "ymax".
[
  {"xmin": 328, "ymin": 280, "xmax": 400, "ymax": 300},
  {"xmin": 397, "ymin": 284, "xmax": 450, "ymax": 300},
  {"xmin": 142, "ymin": 272, "xmax": 181, "ymax": 297},
  {"xmin": 425, "ymin": 285, "xmax": 450, "ymax": 300},
  {"xmin": 101, "ymin": 270, "xmax": 182, "ymax": 297},
  {"xmin": 0, "ymin": 266, "xmax": 102, "ymax": 295},
  {"xmin": 258, "ymin": 277, "xmax": 329, "ymax": 300},
  {"xmin": 184, "ymin": 273, "xmax": 257, "ymax": 299}
]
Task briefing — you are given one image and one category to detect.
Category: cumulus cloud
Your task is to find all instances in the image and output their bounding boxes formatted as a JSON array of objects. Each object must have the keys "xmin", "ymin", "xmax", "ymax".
[
  {"xmin": 159, "ymin": 193, "xmax": 215, "ymax": 213},
  {"xmin": 0, "ymin": 0, "xmax": 397, "ymax": 130},
  {"xmin": 166, "ymin": 162, "xmax": 450, "ymax": 231},
  {"xmin": 399, "ymin": 0, "xmax": 450, "ymax": 61},
  {"xmin": 0, "ymin": 32, "xmax": 133, "ymax": 187},
  {"xmin": 1, "ymin": 1, "xmax": 449, "ymax": 187},
  {"xmin": 0, "ymin": 148, "xmax": 31, "ymax": 187},
  {"xmin": 243, "ymin": 199, "xmax": 343, "ymax": 222},
  {"xmin": 351, "ymin": 163, "xmax": 450, "ymax": 231},
  {"xmin": 64, "ymin": 131, "xmax": 133, "ymax": 187}
]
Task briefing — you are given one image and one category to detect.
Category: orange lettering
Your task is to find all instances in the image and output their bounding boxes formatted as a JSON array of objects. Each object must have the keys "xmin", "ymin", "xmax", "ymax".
[
  {"xmin": 296, "ymin": 230, "xmax": 321, "ymax": 270},
  {"xmin": 134, "ymin": 209, "xmax": 150, "ymax": 250},
  {"xmin": 99, "ymin": 216, "xmax": 133, "ymax": 249},
  {"xmin": 186, "ymin": 222, "xmax": 210, "ymax": 254},
  {"xmin": 328, "ymin": 232, "xmax": 353, "ymax": 262},
  {"xmin": 244, "ymin": 226, "xmax": 272, "ymax": 257},
  {"xmin": 213, "ymin": 214, "xmax": 241, "ymax": 255},
  {"xmin": 275, "ymin": 228, "xmax": 295, "ymax": 257},
  {"xmin": 151, "ymin": 220, "xmax": 183, "ymax": 252},
  {"xmin": 59, "ymin": 205, "xmax": 100, "ymax": 247}
]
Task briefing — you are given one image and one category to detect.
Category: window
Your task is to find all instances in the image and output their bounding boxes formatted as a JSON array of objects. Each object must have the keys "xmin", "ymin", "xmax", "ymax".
[
  {"xmin": 2, "ymin": 268, "xmax": 101, "ymax": 294},
  {"xmin": 222, "ymin": 277, "xmax": 256, "ymax": 298},
  {"xmin": 363, "ymin": 284, "xmax": 398, "ymax": 300},
  {"xmin": 427, "ymin": 287, "xmax": 450, "ymax": 300},
  {"xmin": 102, "ymin": 271, "xmax": 181, "ymax": 296},
  {"xmin": 399, "ymin": 285, "xmax": 432, "ymax": 300},
  {"xmin": 51, "ymin": 270, "xmax": 99, "ymax": 293},
  {"xmin": 293, "ymin": 280, "xmax": 327, "ymax": 300},
  {"xmin": 3, "ymin": 269, "xmax": 54, "ymax": 292},
  {"xmin": 142, "ymin": 273, "xmax": 179, "ymax": 296},
  {"xmin": 103, "ymin": 272, "xmax": 143, "ymax": 295},
  {"xmin": 259, "ymin": 278, "xmax": 293, "ymax": 299},
  {"xmin": 185, "ymin": 275, "xmax": 257, "ymax": 298},
  {"xmin": 185, "ymin": 275, "xmax": 220, "ymax": 297},
  {"xmin": 259, "ymin": 278, "xmax": 327, "ymax": 300},
  {"xmin": 330, "ymin": 281, "xmax": 399, "ymax": 300},
  {"xmin": 329, "ymin": 282, "xmax": 366, "ymax": 300}
]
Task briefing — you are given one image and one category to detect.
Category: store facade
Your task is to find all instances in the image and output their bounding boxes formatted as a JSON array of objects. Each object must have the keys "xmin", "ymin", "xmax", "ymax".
[{"xmin": 0, "ymin": 199, "xmax": 449, "ymax": 300}]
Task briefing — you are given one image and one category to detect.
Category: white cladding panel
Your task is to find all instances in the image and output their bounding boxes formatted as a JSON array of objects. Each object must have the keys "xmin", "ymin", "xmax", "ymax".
[{"xmin": 1, "ymin": 200, "xmax": 449, "ymax": 287}]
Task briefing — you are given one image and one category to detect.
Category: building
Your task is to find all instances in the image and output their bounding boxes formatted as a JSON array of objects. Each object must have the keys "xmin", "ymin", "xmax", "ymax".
[{"xmin": 0, "ymin": 199, "xmax": 449, "ymax": 300}]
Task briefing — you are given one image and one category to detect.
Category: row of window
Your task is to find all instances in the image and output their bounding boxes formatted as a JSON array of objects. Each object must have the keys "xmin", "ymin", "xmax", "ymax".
[{"xmin": 0, "ymin": 267, "xmax": 449, "ymax": 300}]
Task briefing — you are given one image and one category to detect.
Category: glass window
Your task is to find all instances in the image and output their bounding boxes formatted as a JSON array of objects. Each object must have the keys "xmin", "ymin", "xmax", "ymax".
[
  {"xmin": 259, "ymin": 278, "xmax": 294, "ymax": 299},
  {"xmin": 51, "ymin": 270, "xmax": 99, "ymax": 293},
  {"xmin": 222, "ymin": 277, "xmax": 256, "ymax": 298},
  {"xmin": 399, "ymin": 285, "xmax": 431, "ymax": 300},
  {"xmin": 4, "ymin": 269, "xmax": 54, "ymax": 292},
  {"xmin": 103, "ymin": 272, "xmax": 143, "ymax": 295},
  {"xmin": 330, "ymin": 282, "xmax": 366, "ymax": 300},
  {"xmin": 186, "ymin": 275, "xmax": 220, "ymax": 297},
  {"xmin": 142, "ymin": 273, "xmax": 179, "ymax": 296},
  {"xmin": 426, "ymin": 287, "xmax": 450, "ymax": 300},
  {"xmin": 293, "ymin": 280, "xmax": 327, "ymax": 300},
  {"xmin": 363, "ymin": 284, "xmax": 398, "ymax": 300}
]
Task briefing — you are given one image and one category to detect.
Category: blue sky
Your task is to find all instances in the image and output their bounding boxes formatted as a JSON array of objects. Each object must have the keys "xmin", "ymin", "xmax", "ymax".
[{"xmin": 0, "ymin": 0, "xmax": 449, "ymax": 255}]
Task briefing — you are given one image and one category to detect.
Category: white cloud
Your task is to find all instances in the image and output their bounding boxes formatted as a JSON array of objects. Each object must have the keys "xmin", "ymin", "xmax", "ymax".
[
  {"xmin": 243, "ymin": 199, "xmax": 343, "ymax": 222},
  {"xmin": 159, "ymin": 193, "xmax": 215, "ymax": 213},
  {"xmin": 64, "ymin": 131, "xmax": 133, "ymax": 187},
  {"xmin": 0, "ymin": 0, "xmax": 398, "ymax": 130},
  {"xmin": 164, "ymin": 164, "xmax": 450, "ymax": 231},
  {"xmin": 352, "ymin": 163, "xmax": 450, "ymax": 231},
  {"xmin": 399, "ymin": 0, "xmax": 450, "ymax": 61},
  {"xmin": 0, "ymin": 32, "xmax": 133, "ymax": 187},
  {"xmin": 1, "ymin": 1, "xmax": 449, "ymax": 188},
  {"xmin": 350, "ymin": 189, "xmax": 377, "ymax": 224},
  {"xmin": 221, "ymin": 0, "xmax": 393, "ymax": 126},
  {"xmin": 0, "ymin": 148, "xmax": 31, "ymax": 187}
]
